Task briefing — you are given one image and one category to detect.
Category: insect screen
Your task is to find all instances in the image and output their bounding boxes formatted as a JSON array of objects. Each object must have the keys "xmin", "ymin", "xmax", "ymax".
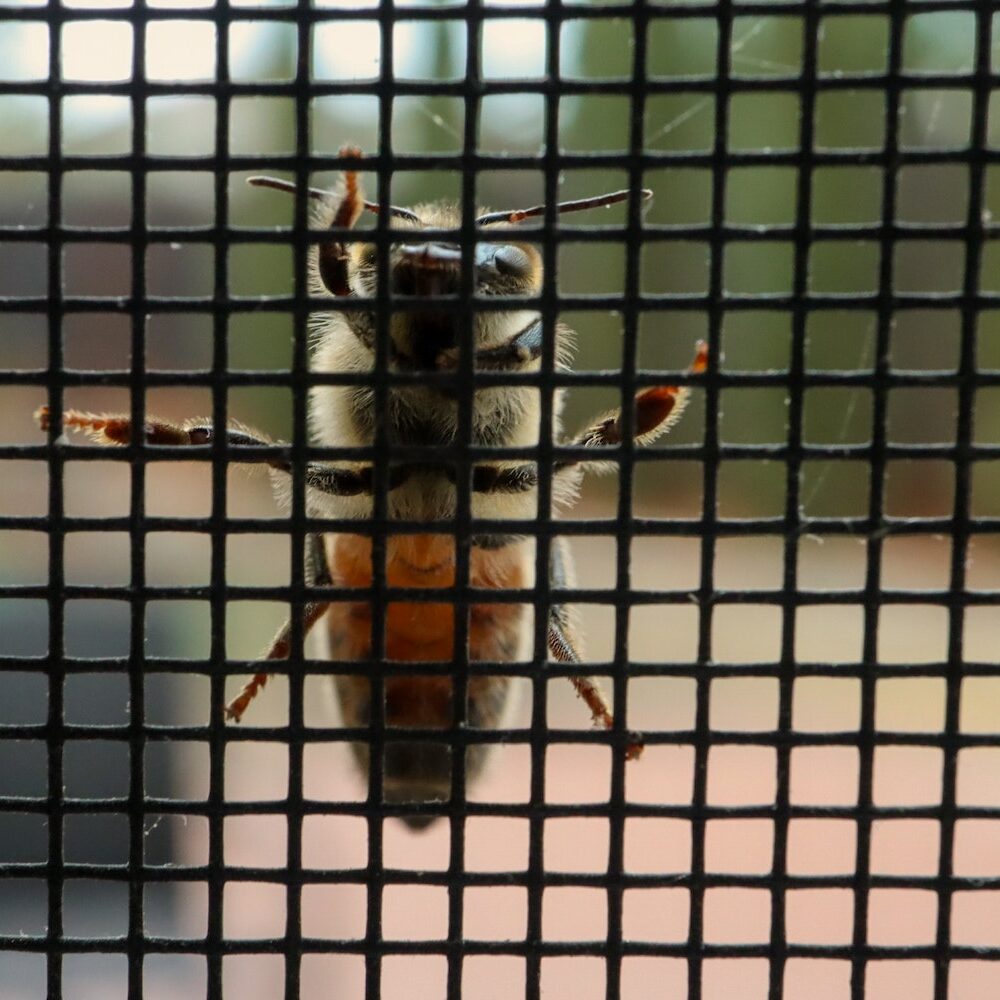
[{"xmin": 0, "ymin": 2, "xmax": 998, "ymax": 999}]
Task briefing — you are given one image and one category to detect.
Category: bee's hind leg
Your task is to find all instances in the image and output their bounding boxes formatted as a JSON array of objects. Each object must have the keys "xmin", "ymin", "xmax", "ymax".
[
  {"xmin": 224, "ymin": 600, "xmax": 331, "ymax": 722},
  {"xmin": 546, "ymin": 540, "xmax": 644, "ymax": 761},
  {"xmin": 225, "ymin": 534, "xmax": 334, "ymax": 723}
]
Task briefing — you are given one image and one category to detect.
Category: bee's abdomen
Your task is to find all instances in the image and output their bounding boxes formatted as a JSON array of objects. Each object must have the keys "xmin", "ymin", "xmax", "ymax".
[
  {"xmin": 325, "ymin": 533, "xmax": 529, "ymax": 813},
  {"xmin": 328, "ymin": 532, "xmax": 529, "ymax": 655}
]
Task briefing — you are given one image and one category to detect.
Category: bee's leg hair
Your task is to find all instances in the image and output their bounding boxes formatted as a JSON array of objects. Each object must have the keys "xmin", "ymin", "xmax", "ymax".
[
  {"xmin": 34, "ymin": 407, "xmax": 381, "ymax": 497},
  {"xmin": 465, "ymin": 341, "xmax": 708, "ymax": 492},
  {"xmin": 464, "ymin": 318, "xmax": 543, "ymax": 371},
  {"xmin": 555, "ymin": 339, "xmax": 708, "ymax": 467},
  {"xmin": 470, "ymin": 464, "xmax": 538, "ymax": 493},
  {"xmin": 225, "ymin": 534, "xmax": 334, "ymax": 723},
  {"xmin": 546, "ymin": 539, "xmax": 643, "ymax": 761},
  {"xmin": 35, "ymin": 407, "xmax": 202, "ymax": 446},
  {"xmin": 306, "ymin": 531, "xmax": 334, "ymax": 587}
]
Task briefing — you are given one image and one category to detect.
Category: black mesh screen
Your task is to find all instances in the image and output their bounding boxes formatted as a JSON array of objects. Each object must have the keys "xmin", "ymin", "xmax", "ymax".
[{"xmin": 2, "ymin": 2, "xmax": 999, "ymax": 998}]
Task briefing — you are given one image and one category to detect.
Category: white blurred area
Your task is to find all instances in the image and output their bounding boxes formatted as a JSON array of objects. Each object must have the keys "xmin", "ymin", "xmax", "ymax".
[
  {"xmin": 1, "ymin": 4, "xmax": 553, "ymax": 162},
  {"xmin": 3, "ymin": 7, "xmax": 1000, "ymax": 1000}
]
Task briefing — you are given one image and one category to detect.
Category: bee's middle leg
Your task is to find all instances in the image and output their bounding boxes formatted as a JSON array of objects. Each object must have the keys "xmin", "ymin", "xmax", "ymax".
[{"xmin": 34, "ymin": 406, "xmax": 379, "ymax": 497}]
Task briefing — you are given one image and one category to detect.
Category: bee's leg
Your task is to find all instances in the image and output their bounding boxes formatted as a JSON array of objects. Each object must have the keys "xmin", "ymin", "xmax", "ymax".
[
  {"xmin": 34, "ymin": 407, "xmax": 382, "ymax": 497},
  {"xmin": 225, "ymin": 598, "xmax": 331, "ymax": 722},
  {"xmin": 448, "ymin": 318, "xmax": 542, "ymax": 371},
  {"xmin": 35, "ymin": 406, "xmax": 284, "ymax": 452},
  {"xmin": 559, "ymin": 339, "xmax": 709, "ymax": 458},
  {"xmin": 547, "ymin": 602, "xmax": 643, "ymax": 761},
  {"xmin": 225, "ymin": 534, "xmax": 334, "ymax": 723},
  {"xmin": 471, "ymin": 342, "xmax": 708, "ymax": 492},
  {"xmin": 316, "ymin": 145, "xmax": 365, "ymax": 297},
  {"xmin": 255, "ymin": 143, "xmax": 372, "ymax": 299},
  {"xmin": 546, "ymin": 539, "xmax": 644, "ymax": 761},
  {"xmin": 470, "ymin": 465, "xmax": 538, "ymax": 493},
  {"xmin": 35, "ymin": 406, "xmax": 201, "ymax": 446},
  {"xmin": 36, "ymin": 406, "xmax": 353, "ymax": 721},
  {"xmin": 306, "ymin": 530, "xmax": 334, "ymax": 587}
]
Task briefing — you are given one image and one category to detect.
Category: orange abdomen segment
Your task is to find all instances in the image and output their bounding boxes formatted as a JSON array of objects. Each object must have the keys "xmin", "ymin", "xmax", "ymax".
[{"xmin": 325, "ymin": 533, "xmax": 530, "ymax": 731}]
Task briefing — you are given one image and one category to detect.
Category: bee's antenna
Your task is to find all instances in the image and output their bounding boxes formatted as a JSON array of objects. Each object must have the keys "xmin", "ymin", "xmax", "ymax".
[
  {"xmin": 362, "ymin": 201, "xmax": 422, "ymax": 225},
  {"xmin": 247, "ymin": 175, "xmax": 331, "ymax": 202},
  {"xmin": 475, "ymin": 188, "xmax": 653, "ymax": 227},
  {"xmin": 247, "ymin": 175, "xmax": 421, "ymax": 224}
]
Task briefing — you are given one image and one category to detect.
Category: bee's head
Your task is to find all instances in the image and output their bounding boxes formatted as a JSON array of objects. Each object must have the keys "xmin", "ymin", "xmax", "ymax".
[
  {"xmin": 249, "ymin": 149, "xmax": 649, "ymax": 370},
  {"xmin": 343, "ymin": 201, "xmax": 543, "ymax": 369}
]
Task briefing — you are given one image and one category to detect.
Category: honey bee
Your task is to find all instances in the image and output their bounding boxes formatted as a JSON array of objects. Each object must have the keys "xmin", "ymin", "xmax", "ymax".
[{"xmin": 36, "ymin": 147, "xmax": 706, "ymax": 828}]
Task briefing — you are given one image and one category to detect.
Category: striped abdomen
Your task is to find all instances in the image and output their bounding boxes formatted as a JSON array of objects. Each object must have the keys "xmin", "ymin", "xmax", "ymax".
[{"xmin": 323, "ymin": 533, "xmax": 531, "ymax": 822}]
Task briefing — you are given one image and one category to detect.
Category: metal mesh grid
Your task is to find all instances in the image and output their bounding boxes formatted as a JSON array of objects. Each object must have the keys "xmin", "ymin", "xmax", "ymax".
[{"xmin": 1, "ymin": 1, "xmax": 999, "ymax": 998}]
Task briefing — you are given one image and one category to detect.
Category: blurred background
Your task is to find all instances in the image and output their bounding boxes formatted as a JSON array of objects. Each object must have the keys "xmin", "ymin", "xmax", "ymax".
[{"xmin": 2, "ymin": 4, "xmax": 1000, "ymax": 999}]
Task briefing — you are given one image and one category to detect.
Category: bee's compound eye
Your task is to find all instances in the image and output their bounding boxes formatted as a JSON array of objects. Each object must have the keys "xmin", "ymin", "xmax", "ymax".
[{"xmin": 493, "ymin": 245, "xmax": 532, "ymax": 277}]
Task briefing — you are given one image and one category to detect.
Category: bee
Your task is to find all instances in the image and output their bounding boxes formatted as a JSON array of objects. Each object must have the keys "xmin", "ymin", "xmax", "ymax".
[{"xmin": 36, "ymin": 147, "xmax": 706, "ymax": 828}]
